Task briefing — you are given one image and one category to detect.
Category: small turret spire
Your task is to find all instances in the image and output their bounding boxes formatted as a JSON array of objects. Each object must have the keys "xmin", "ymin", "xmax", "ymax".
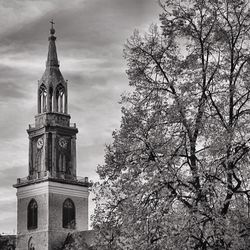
[{"xmin": 46, "ymin": 19, "xmax": 59, "ymax": 67}]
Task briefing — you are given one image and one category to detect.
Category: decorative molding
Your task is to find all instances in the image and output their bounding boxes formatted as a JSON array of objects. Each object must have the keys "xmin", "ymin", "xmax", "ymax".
[{"xmin": 17, "ymin": 181, "xmax": 89, "ymax": 199}]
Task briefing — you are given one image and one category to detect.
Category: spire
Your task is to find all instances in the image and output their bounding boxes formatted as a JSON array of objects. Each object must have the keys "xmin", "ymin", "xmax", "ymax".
[
  {"xmin": 40, "ymin": 20, "xmax": 65, "ymax": 88},
  {"xmin": 46, "ymin": 19, "xmax": 59, "ymax": 67},
  {"xmin": 39, "ymin": 20, "xmax": 67, "ymax": 114}
]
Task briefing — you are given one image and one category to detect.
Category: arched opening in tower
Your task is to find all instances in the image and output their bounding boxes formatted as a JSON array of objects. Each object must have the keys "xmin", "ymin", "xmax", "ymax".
[
  {"xmin": 55, "ymin": 84, "xmax": 66, "ymax": 113},
  {"xmin": 38, "ymin": 84, "xmax": 47, "ymax": 113}
]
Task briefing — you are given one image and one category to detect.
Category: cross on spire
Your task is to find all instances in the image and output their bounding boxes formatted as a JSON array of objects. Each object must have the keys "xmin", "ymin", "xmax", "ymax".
[
  {"xmin": 50, "ymin": 19, "xmax": 55, "ymax": 29},
  {"xmin": 49, "ymin": 19, "xmax": 55, "ymax": 35},
  {"xmin": 47, "ymin": 19, "xmax": 58, "ymax": 66}
]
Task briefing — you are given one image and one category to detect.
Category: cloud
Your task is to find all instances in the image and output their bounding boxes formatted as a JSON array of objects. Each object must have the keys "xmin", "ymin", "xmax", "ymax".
[
  {"xmin": 0, "ymin": 0, "xmax": 162, "ymax": 233},
  {"xmin": 0, "ymin": 167, "xmax": 27, "ymax": 188},
  {"xmin": 0, "ymin": 65, "xmax": 35, "ymax": 100},
  {"xmin": 0, "ymin": 200, "xmax": 17, "ymax": 234},
  {"xmin": 0, "ymin": 187, "xmax": 17, "ymax": 234}
]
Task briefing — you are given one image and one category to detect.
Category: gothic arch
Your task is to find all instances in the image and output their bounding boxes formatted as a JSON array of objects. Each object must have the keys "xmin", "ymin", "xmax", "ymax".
[
  {"xmin": 63, "ymin": 198, "xmax": 75, "ymax": 229},
  {"xmin": 28, "ymin": 237, "xmax": 35, "ymax": 250},
  {"xmin": 27, "ymin": 199, "xmax": 38, "ymax": 230},
  {"xmin": 48, "ymin": 86, "xmax": 53, "ymax": 112},
  {"xmin": 55, "ymin": 84, "xmax": 65, "ymax": 113},
  {"xmin": 38, "ymin": 84, "xmax": 47, "ymax": 113}
]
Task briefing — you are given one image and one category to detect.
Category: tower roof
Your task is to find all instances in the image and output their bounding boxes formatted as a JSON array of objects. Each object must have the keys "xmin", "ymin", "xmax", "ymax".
[
  {"xmin": 40, "ymin": 21, "xmax": 65, "ymax": 88},
  {"xmin": 46, "ymin": 20, "xmax": 59, "ymax": 68}
]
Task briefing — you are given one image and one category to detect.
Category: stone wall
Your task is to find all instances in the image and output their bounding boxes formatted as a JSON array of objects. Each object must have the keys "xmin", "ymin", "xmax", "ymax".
[
  {"xmin": 16, "ymin": 192, "xmax": 49, "ymax": 250},
  {"xmin": 16, "ymin": 180, "xmax": 89, "ymax": 250},
  {"xmin": 48, "ymin": 192, "xmax": 89, "ymax": 250}
]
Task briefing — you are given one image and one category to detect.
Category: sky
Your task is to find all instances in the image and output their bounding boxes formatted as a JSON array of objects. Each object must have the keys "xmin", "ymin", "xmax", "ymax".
[{"xmin": 0, "ymin": 0, "xmax": 161, "ymax": 234}]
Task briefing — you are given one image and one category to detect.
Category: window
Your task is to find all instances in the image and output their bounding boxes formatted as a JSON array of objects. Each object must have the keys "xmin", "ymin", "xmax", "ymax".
[
  {"xmin": 39, "ymin": 84, "xmax": 47, "ymax": 113},
  {"xmin": 28, "ymin": 237, "xmax": 35, "ymax": 250},
  {"xmin": 56, "ymin": 84, "xmax": 65, "ymax": 113},
  {"xmin": 27, "ymin": 199, "xmax": 38, "ymax": 230},
  {"xmin": 63, "ymin": 198, "xmax": 75, "ymax": 229}
]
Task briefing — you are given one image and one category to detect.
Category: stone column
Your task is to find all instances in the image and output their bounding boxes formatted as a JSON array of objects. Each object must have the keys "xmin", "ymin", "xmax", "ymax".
[
  {"xmin": 44, "ymin": 132, "xmax": 49, "ymax": 174},
  {"xmin": 59, "ymin": 94, "xmax": 63, "ymax": 113},
  {"xmin": 53, "ymin": 93, "xmax": 58, "ymax": 112},
  {"xmin": 51, "ymin": 132, "xmax": 57, "ymax": 177},
  {"xmin": 37, "ymin": 89, "xmax": 41, "ymax": 114},
  {"xmin": 64, "ymin": 86, "xmax": 68, "ymax": 114},
  {"xmin": 29, "ymin": 138, "xmax": 33, "ymax": 177},
  {"xmin": 71, "ymin": 135, "xmax": 77, "ymax": 177},
  {"xmin": 43, "ymin": 93, "xmax": 46, "ymax": 112},
  {"xmin": 47, "ymin": 87, "xmax": 52, "ymax": 112}
]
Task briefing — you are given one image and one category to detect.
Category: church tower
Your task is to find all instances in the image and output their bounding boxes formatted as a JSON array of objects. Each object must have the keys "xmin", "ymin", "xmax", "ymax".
[{"xmin": 14, "ymin": 23, "xmax": 90, "ymax": 250}]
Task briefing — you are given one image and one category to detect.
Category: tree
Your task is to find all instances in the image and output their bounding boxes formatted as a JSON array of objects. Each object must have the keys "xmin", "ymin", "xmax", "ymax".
[
  {"xmin": 93, "ymin": 0, "xmax": 250, "ymax": 249},
  {"xmin": 0, "ymin": 234, "xmax": 16, "ymax": 250},
  {"xmin": 61, "ymin": 232, "xmax": 95, "ymax": 250}
]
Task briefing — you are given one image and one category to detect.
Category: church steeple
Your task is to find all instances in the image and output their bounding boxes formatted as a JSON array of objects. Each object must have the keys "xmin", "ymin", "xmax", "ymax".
[
  {"xmin": 14, "ymin": 22, "xmax": 89, "ymax": 250},
  {"xmin": 26, "ymin": 22, "xmax": 78, "ymax": 180}
]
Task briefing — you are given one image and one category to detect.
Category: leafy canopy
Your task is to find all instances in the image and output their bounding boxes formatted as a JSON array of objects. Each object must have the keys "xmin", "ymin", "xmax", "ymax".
[{"xmin": 93, "ymin": 1, "xmax": 250, "ymax": 249}]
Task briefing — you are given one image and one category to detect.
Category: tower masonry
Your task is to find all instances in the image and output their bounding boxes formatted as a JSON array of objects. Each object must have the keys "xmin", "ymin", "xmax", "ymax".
[{"xmin": 13, "ymin": 23, "xmax": 90, "ymax": 250}]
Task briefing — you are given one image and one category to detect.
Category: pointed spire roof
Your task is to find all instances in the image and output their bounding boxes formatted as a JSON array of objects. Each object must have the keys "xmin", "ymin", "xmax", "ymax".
[
  {"xmin": 40, "ymin": 20, "xmax": 65, "ymax": 88},
  {"xmin": 46, "ymin": 20, "xmax": 59, "ymax": 68}
]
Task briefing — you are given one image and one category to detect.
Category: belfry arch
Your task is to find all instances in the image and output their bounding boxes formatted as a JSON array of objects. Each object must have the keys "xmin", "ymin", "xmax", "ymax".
[
  {"xmin": 38, "ymin": 84, "xmax": 47, "ymax": 113},
  {"xmin": 55, "ymin": 84, "xmax": 66, "ymax": 113},
  {"xmin": 48, "ymin": 86, "xmax": 53, "ymax": 112},
  {"xmin": 37, "ymin": 83, "xmax": 68, "ymax": 114}
]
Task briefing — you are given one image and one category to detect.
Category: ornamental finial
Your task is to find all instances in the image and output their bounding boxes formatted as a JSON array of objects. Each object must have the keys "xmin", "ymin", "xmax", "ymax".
[
  {"xmin": 47, "ymin": 19, "xmax": 59, "ymax": 67},
  {"xmin": 50, "ymin": 19, "xmax": 55, "ymax": 35}
]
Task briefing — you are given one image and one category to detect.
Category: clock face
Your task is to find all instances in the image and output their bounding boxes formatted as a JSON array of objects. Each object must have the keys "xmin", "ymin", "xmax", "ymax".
[
  {"xmin": 59, "ymin": 138, "xmax": 68, "ymax": 149},
  {"xmin": 37, "ymin": 137, "xmax": 44, "ymax": 149}
]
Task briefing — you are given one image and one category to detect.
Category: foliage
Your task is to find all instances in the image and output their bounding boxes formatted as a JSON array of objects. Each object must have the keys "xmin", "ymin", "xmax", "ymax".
[
  {"xmin": 93, "ymin": 0, "xmax": 250, "ymax": 249},
  {"xmin": 0, "ymin": 234, "xmax": 16, "ymax": 250},
  {"xmin": 61, "ymin": 232, "xmax": 95, "ymax": 250}
]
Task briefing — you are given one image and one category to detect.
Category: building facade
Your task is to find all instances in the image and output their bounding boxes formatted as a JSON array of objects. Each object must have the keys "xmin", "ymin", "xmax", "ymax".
[{"xmin": 13, "ymin": 23, "xmax": 90, "ymax": 250}]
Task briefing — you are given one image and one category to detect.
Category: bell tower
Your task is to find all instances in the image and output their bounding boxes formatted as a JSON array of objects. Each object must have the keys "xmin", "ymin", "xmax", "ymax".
[{"xmin": 14, "ymin": 22, "xmax": 90, "ymax": 250}]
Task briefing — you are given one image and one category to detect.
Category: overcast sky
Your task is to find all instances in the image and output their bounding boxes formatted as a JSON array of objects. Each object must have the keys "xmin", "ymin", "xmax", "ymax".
[{"xmin": 0, "ymin": 0, "xmax": 161, "ymax": 234}]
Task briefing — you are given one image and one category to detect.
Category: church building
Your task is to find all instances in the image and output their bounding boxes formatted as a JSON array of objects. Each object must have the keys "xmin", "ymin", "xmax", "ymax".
[{"xmin": 13, "ymin": 23, "xmax": 90, "ymax": 250}]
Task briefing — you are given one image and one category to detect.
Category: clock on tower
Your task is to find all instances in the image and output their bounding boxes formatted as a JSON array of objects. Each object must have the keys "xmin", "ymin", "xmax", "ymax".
[{"xmin": 13, "ymin": 22, "xmax": 90, "ymax": 250}]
